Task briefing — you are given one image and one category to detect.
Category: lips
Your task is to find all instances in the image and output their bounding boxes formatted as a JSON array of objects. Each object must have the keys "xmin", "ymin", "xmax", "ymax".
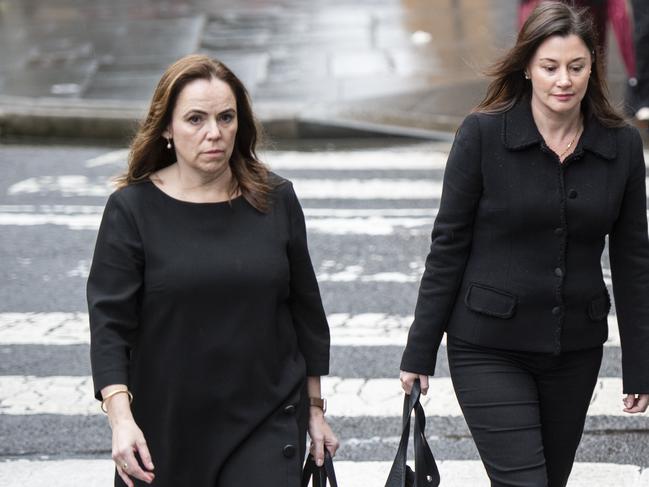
[{"xmin": 553, "ymin": 93, "xmax": 574, "ymax": 101}]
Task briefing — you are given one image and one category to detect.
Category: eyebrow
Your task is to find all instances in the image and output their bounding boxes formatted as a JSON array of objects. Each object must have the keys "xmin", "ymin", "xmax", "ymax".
[
  {"xmin": 182, "ymin": 107, "xmax": 236, "ymax": 117},
  {"xmin": 538, "ymin": 57, "xmax": 587, "ymax": 62}
]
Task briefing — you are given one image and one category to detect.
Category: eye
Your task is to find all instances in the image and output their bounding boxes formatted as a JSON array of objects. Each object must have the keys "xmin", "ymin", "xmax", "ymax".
[
  {"xmin": 570, "ymin": 65, "xmax": 585, "ymax": 73},
  {"xmin": 543, "ymin": 66, "xmax": 557, "ymax": 73},
  {"xmin": 219, "ymin": 112, "xmax": 235, "ymax": 123},
  {"xmin": 187, "ymin": 114, "xmax": 203, "ymax": 124}
]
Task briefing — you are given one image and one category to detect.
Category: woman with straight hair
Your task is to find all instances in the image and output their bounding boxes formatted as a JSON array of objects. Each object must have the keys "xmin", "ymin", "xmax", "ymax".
[
  {"xmin": 400, "ymin": 2, "xmax": 649, "ymax": 486},
  {"xmin": 88, "ymin": 54, "xmax": 338, "ymax": 487}
]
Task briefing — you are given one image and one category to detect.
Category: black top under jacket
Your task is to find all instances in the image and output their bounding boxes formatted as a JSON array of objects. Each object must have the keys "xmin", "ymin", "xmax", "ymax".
[
  {"xmin": 88, "ymin": 175, "xmax": 329, "ymax": 485},
  {"xmin": 401, "ymin": 99, "xmax": 649, "ymax": 393}
]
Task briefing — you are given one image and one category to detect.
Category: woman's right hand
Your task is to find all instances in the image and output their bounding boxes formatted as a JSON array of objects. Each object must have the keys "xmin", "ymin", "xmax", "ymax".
[
  {"xmin": 399, "ymin": 370, "xmax": 429, "ymax": 395},
  {"xmin": 101, "ymin": 385, "xmax": 155, "ymax": 486},
  {"xmin": 111, "ymin": 418, "xmax": 155, "ymax": 486}
]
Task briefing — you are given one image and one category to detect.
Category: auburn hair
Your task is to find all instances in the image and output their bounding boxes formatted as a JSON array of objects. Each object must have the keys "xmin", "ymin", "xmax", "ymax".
[
  {"xmin": 117, "ymin": 54, "xmax": 273, "ymax": 212},
  {"xmin": 474, "ymin": 1, "xmax": 625, "ymax": 127}
]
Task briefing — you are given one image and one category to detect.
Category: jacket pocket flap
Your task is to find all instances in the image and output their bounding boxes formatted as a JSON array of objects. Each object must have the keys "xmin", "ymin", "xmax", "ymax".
[
  {"xmin": 464, "ymin": 283, "xmax": 517, "ymax": 319},
  {"xmin": 588, "ymin": 292, "xmax": 610, "ymax": 321}
]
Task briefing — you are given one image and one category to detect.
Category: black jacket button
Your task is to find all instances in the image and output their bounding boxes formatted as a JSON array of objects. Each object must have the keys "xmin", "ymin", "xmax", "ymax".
[
  {"xmin": 283, "ymin": 444, "xmax": 296, "ymax": 458},
  {"xmin": 283, "ymin": 404, "xmax": 296, "ymax": 415},
  {"xmin": 554, "ymin": 268, "xmax": 563, "ymax": 277},
  {"xmin": 568, "ymin": 189, "xmax": 578, "ymax": 199},
  {"xmin": 552, "ymin": 306, "xmax": 561, "ymax": 316},
  {"xmin": 554, "ymin": 227, "xmax": 564, "ymax": 236}
]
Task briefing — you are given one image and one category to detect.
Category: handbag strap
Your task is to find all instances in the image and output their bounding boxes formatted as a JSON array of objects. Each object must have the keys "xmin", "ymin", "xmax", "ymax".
[
  {"xmin": 384, "ymin": 380, "xmax": 440, "ymax": 487},
  {"xmin": 301, "ymin": 451, "xmax": 338, "ymax": 487}
]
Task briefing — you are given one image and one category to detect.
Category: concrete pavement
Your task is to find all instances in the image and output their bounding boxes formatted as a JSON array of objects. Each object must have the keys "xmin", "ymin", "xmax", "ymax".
[{"xmin": 0, "ymin": 0, "xmax": 636, "ymax": 141}]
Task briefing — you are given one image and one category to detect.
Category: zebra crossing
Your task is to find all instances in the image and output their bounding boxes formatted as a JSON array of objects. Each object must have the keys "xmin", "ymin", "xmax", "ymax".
[{"xmin": 1, "ymin": 142, "xmax": 649, "ymax": 486}]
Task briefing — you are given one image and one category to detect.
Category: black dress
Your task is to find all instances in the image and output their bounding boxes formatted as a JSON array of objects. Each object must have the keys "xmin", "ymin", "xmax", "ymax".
[{"xmin": 87, "ymin": 175, "xmax": 330, "ymax": 486}]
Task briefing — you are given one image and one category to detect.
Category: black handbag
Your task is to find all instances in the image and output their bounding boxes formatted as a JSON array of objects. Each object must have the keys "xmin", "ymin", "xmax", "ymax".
[
  {"xmin": 385, "ymin": 379, "xmax": 440, "ymax": 487},
  {"xmin": 302, "ymin": 450, "xmax": 338, "ymax": 487}
]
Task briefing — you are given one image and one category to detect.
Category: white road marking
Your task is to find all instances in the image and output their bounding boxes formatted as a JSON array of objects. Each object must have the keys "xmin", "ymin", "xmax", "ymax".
[
  {"xmin": 0, "ymin": 376, "xmax": 634, "ymax": 417},
  {"xmin": 82, "ymin": 148, "xmax": 451, "ymax": 170},
  {"xmin": 0, "ymin": 313, "xmax": 90, "ymax": 345},
  {"xmin": 7, "ymin": 176, "xmax": 444, "ymax": 199},
  {"xmin": 84, "ymin": 149, "xmax": 129, "ymax": 168},
  {"xmin": 331, "ymin": 461, "xmax": 648, "ymax": 487},
  {"xmin": 317, "ymin": 265, "xmax": 421, "ymax": 283},
  {"xmin": 0, "ymin": 205, "xmax": 438, "ymax": 234},
  {"xmin": 81, "ymin": 147, "xmax": 649, "ymax": 171},
  {"xmin": 0, "ymin": 459, "xmax": 644, "ymax": 487},
  {"xmin": 0, "ymin": 313, "xmax": 623, "ymax": 347},
  {"xmin": 263, "ymin": 150, "xmax": 450, "ymax": 170},
  {"xmin": 7, "ymin": 176, "xmax": 111, "ymax": 197}
]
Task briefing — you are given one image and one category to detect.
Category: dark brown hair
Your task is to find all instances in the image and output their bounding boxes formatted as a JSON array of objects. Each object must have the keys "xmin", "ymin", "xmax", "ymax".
[
  {"xmin": 117, "ymin": 54, "xmax": 272, "ymax": 212},
  {"xmin": 475, "ymin": 1, "xmax": 625, "ymax": 127}
]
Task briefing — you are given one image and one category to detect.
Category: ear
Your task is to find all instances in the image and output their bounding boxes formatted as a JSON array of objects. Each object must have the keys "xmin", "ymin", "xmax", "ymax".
[{"xmin": 162, "ymin": 125, "xmax": 172, "ymax": 139}]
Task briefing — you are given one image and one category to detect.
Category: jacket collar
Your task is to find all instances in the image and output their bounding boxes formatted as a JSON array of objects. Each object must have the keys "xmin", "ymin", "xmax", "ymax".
[{"xmin": 503, "ymin": 97, "xmax": 617, "ymax": 160}]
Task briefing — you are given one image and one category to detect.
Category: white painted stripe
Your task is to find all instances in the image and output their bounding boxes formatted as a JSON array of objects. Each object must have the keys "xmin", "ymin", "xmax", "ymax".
[
  {"xmin": 0, "ymin": 212, "xmax": 102, "ymax": 230},
  {"xmin": 331, "ymin": 461, "xmax": 648, "ymax": 487},
  {"xmin": 0, "ymin": 376, "xmax": 634, "ymax": 417},
  {"xmin": 0, "ymin": 312, "xmax": 90, "ymax": 345},
  {"xmin": 0, "ymin": 207, "xmax": 438, "ymax": 235},
  {"xmin": 9, "ymin": 174, "xmax": 649, "ymax": 200},
  {"xmin": 81, "ymin": 148, "xmax": 450, "ymax": 170},
  {"xmin": 7, "ymin": 176, "xmax": 443, "ymax": 199},
  {"xmin": 0, "ymin": 459, "xmax": 644, "ymax": 487},
  {"xmin": 84, "ymin": 149, "xmax": 129, "ymax": 168},
  {"xmin": 293, "ymin": 179, "xmax": 442, "ymax": 199},
  {"xmin": 7, "ymin": 176, "xmax": 111, "ymax": 197},
  {"xmin": 80, "ymin": 147, "xmax": 649, "ymax": 172},
  {"xmin": 0, "ymin": 313, "xmax": 622, "ymax": 347},
  {"xmin": 263, "ymin": 150, "xmax": 450, "ymax": 170},
  {"xmin": 0, "ymin": 205, "xmax": 105, "ymax": 214},
  {"xmin": 58, "ymin": 259, "xmax": 426, "ymax": 282},
  {"xmin": 0, "ymin": 205, "xmax": 436, "ymax": 217}
]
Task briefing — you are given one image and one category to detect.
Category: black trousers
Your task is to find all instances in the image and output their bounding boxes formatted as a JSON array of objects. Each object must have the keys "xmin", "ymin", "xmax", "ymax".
[{"xmin": 447, "ymin": 335, "xmax": 603, "ymax": 487}]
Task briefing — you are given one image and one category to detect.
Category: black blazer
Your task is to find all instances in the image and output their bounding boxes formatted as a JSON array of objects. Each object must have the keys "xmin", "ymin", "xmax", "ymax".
[{"xmin": 401, "ymin": 99, "xmax": 649, "ymax": 393}]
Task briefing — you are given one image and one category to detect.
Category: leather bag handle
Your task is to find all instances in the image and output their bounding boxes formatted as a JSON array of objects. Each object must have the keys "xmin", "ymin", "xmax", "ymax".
[
  {"xmin": 301, "ymin": 450, "xmax": 338, "ymax": 487},
  {"xmin": 384, "ymin": 379, "xmax": 440, "ymax": 487}
]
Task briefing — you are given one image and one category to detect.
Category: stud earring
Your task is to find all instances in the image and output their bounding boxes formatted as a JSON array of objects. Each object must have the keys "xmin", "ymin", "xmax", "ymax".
[
  {"xmin": 166, "ymin": 138, "xmax": 172, "ymax": 149},
  {"xmin": 524, "ymin": 72, "xmax": 530, "ymax": 80}
]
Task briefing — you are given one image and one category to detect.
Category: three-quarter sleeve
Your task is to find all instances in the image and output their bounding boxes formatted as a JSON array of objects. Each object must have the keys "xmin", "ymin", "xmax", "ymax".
[
  {"xmin": 609, "ymin": 129, "xmax": 649, "ymax": 393},
  {"xmin": 87, "ymin": 191, "xmax": 144, "ymax": 399},
  {"xmin": 400, "ymin": 114, "xmax": 483, "ymax": 375},
  {"xmin": 285, "ymin": 182, "xmax": 330, "ymax": 376}
]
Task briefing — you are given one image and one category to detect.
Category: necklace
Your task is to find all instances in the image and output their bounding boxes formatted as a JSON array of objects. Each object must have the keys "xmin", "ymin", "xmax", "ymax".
[{"xmin": 558, "ymin": 124, "xmax": 582, "ymax": 159}]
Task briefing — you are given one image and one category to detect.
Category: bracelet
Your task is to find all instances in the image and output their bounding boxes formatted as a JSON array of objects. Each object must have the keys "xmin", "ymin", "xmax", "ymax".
[
  {"xmin": 100, "ymin": 389, "xmax": 133, "ymax": 414},
  {"xmin": 309, "ymin": 397, "xmax": 327, "ymax": 414}
]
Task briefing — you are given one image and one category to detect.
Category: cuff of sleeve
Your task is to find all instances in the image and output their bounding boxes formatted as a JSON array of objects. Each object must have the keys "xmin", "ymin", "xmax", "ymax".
[
  {"xmin": 92, "ymin": 369, "xmax": 129, "ymax": 401},
  {"xmin": 305, "ymin": 359, "xmax": 330, "ymax": 376},
  {"xmin": 400, "ymin": 349, "xmax": 437, "ymax": 376}
]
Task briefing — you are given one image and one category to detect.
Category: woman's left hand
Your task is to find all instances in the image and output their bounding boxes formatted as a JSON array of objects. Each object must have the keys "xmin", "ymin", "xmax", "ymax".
[
  {"xmin": 308, "ymin": 407, "xmax": 339, "ymax": 467},
  {"xmin": 623, "ymin": 393, "xmax": 649, "ymax": 413}
]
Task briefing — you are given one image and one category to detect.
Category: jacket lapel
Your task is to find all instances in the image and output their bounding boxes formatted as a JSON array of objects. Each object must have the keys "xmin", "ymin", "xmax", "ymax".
[{"xmin": 502, "ymin": 98, "xmax": 618, "ymax": 161}]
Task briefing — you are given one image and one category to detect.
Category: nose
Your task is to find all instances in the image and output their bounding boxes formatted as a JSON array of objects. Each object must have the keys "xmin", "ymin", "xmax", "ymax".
[
  {"xmin": 206, "ymin": 118, "xmax": 221, "ymax": 139},
  {"xmin": 557, "ymin": 67, "xmax": 572, "ymax": 87}
]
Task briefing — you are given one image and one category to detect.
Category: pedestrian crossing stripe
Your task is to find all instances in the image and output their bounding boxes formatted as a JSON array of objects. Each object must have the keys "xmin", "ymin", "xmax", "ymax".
[
  {"xmin": 0, "ymin": 375, "xmax": 638, "ymax": 418},
  {"xmin": 8, "ymin": 175, "xmax": 649, "ymax": 201},
  {"xmin": 0, "ymin": 312, "xmax": 624, "ymax": 347},
  {"xmin": 0, "ymin": 458, "xmax": 646, "ymax": 487},
  {"xmin": 84, "ymin": 148, "xmax": 452, "ymax": 170}
]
